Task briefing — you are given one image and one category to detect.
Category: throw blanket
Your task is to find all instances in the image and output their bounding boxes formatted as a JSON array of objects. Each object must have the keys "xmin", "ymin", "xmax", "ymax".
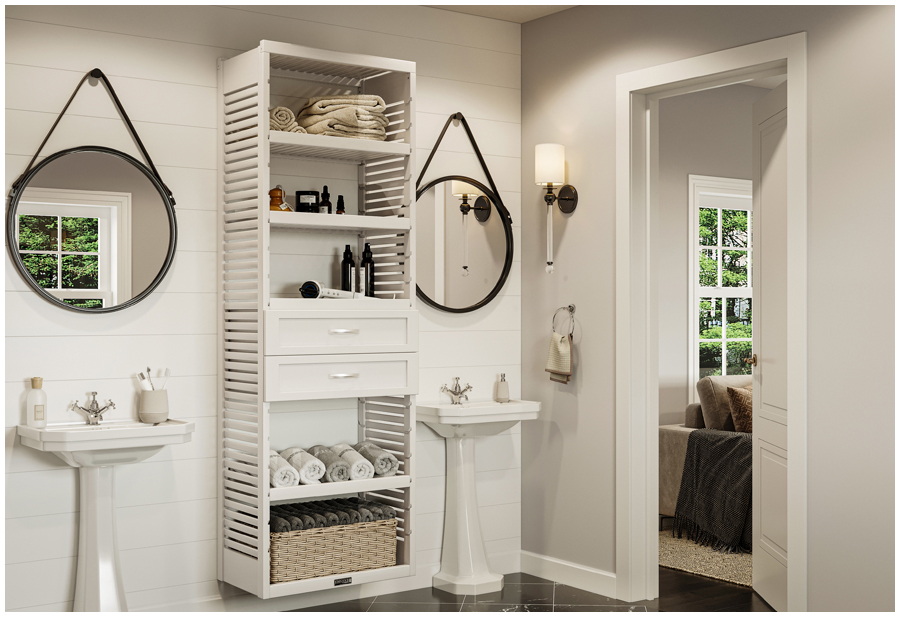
[{"xmin": 673, "ymin": 429, "xmax": 752, "ymax": 553}]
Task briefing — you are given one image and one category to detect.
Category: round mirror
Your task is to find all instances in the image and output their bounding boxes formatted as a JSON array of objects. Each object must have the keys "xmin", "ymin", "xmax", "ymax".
[
  {"xmin": 416, "ymin": 175, "xmax": 513, "ymax": 313},
  {"xmin": 6, "ymin": 146, "xmax": 177, "ymax": 313}
]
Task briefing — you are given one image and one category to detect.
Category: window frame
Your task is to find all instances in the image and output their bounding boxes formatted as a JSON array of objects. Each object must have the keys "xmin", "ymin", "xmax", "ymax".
[
  {"xmin": 688, "ymin": 174, "xmax": 753, "ymax": 402},
  {"xmin": 17, "ymin": 187, "xmax": 132, "ymax": 307}
]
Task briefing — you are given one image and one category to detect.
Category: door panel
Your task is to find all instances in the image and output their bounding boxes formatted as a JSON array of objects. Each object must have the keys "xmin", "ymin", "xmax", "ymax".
[{"xmin": 752, "ymin": 80, "xmax": 788, "ymax": 612}]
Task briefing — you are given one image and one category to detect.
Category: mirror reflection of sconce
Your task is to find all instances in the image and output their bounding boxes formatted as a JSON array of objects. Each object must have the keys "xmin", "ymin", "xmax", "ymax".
[
  {"xmin": 451, "ymin": 180, "xmax": 492, "ymax": 278},
  {"xmin": 535, "ymin": 143, "xmax": 578, "ymax": 274}
]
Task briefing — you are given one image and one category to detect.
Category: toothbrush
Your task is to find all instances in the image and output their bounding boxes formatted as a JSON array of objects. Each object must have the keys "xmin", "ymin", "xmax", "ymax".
[
  {"xmin": 146, "ymin": 367, "xmax": 155, "ymax": 390},
  {"xmin": 137, "ymin": 373, "xmax": 152, "ymax": 391},
  {"xmin": 158, "ymin": 368, "xmax": 171, "ymax": 390}
]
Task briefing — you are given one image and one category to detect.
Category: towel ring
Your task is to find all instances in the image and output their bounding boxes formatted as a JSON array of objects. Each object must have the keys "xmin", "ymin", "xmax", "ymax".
[{"xmin": 552, "ymin": 304, "xmax": 576, "ymax": 335}]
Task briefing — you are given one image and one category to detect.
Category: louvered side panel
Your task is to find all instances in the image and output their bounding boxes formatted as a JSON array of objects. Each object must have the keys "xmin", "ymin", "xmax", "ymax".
[
  {"xmin": 359, "ymin": 395, "xmax": 415, "ymax": 570},
  {"xmin": 219, "ymin": 49, "xmax": 266, "ymax": 592}
]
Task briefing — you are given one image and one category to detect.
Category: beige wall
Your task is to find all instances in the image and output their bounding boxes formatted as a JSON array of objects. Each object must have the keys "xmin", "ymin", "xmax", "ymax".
[
  {"xmin": 5, "ymin": 6, "xmax": 521, "ymax": 611},
  {"xmin": 657, "ymin": 84, "xmax": 767, "ymax": 425},
  {"xmin": 521, "ymin": 6, "xmax": 893, "ymax": 610}
]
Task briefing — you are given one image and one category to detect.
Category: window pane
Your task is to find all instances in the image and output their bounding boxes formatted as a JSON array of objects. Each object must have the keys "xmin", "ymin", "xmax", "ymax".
[
  {"xmin": 722, "ymin": 250, "xmax": 748, "ymax": 287},
  {"xmin": 61, "ymin": 255, "xmax": 99, "ymax": 289},
  {"xmin": 22, "ymin": 253, "xmax": 58, "ymax": 288},
  {"xmin": 64, "ymin": 298, "xmax": 104, "ymax": 309},
  {"xmin": 722, "ymin": 209, "xmax": 749, "ymax": 248},
  {"xmin": 61, "ymin": 217, "xmax": 99, "ymax": 252},
  {"xmin": 699, "ymin": 342, "xmax": 723, "ymax": 378},
  {"xmin": 699, "ymin": 248, "xmax": 718, "ymax": 286},
  {"xmin": 726, "ymin": 298, "xmax": 753, "ymax": 339},
  {"xmin": 699, "ymin": 297, "xmax": 722, "ymax": 339},
  {"xmin": 18, "ymin": 215, "xmax": 58, "ymax": 251},
  {"xmin": 698, "ymin": 208, "xmax": 717, "ymax": 246},
  {"xmin": 726, "ymin": 341, "xmax": 753, "ymax": 375}
]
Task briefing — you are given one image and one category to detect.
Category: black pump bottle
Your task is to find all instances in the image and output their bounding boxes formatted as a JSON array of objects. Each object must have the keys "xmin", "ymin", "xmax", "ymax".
[
  {"xmin": 361, "ymin": 243, "xmax": 375, "ymax": 297},
  {"xmin": 341, "ymin": 245, "xmax": 356, "ymax": 292}
]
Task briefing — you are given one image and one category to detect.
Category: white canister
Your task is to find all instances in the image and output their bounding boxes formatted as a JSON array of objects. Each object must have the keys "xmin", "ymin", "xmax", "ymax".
[{"xmin": 140, "ymin": 390, "xmax": 169, "ymax": 424}]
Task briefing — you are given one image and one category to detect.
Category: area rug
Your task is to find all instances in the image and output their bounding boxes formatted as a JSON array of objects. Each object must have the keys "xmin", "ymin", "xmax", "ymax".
[{"xmin": 659, "ymin": 530, "xmax": 752, "ymax": 587}]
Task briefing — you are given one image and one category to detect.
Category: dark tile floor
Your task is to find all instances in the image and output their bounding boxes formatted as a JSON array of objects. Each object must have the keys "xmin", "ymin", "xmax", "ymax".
[{"xmin": 293, "ymin": 569, "xmax": 774, "ymax": 612}]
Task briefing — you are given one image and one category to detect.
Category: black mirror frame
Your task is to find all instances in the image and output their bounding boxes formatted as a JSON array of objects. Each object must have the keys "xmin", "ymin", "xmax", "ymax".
[
  {"xmin": 6, "ymin": 145, "xmax": 178, "ymax": 314},
  {"xmin": 415, "ymin": 174, "xmax": 514, "ymax": 314}
]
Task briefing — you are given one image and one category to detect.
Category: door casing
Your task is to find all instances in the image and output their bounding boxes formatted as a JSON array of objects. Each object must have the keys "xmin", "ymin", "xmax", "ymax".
[{"xmin": 614, "ymin": 33, "xmax": 808, "ymax": 609}]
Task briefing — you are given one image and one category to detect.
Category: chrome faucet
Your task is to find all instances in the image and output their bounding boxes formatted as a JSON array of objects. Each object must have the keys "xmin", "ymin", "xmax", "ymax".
[
  {"xmin": 73, "ymin": 392, "xmax": 116, "ymax": 425},
  {"xmin": 441, "ymin": 377, "xmax": 472, "ymax": 405}
]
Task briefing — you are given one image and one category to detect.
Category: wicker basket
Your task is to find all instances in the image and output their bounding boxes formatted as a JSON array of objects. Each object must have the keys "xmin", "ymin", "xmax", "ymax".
[{"xmin": 270, "ymin": 519, "xmax": 398, "ymax": 584}]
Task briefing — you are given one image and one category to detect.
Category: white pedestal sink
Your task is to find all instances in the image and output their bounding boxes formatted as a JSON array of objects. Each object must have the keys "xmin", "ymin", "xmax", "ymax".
[
  {"xmin": 17, "ymin": 420, "xmax": 195, "ymax": 612},
  {"xmin": 417, "ymin": 400, "xmax": 540, "ymax": 595}
]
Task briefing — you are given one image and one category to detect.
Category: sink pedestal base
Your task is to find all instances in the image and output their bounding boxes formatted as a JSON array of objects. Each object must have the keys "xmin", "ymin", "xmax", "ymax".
[
  {"xmin": 432, "ymin": 435, "xmax": 504, "ymax": 596},
  {"xmin": 73, "ymin": 466, "xmax": 128, "ymax": 612}
]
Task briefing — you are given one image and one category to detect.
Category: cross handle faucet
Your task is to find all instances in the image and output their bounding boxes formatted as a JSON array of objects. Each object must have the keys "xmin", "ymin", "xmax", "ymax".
[
  {"xmin": 73, "ymin": 392, "xmax": 116, "ymax": 425},
  {"xmin": 440, "ymin": 377, "xmax": 472, "ymax": 405}
]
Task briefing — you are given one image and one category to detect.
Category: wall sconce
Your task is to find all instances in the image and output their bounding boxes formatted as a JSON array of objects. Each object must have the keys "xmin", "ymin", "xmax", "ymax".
[
  {"xmin": 535, "ymin": 143, "xmax": 578, "ymax": 274},
  {"xmin": 451, "ymin": 180, "xmax": 492, "ymax": 277}
]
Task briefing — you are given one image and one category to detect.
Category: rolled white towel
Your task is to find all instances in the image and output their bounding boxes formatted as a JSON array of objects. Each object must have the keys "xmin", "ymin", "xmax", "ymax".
[
  {"xmin": 269, "ymin": 450, "xmax": 300, "ymax": 488},
  {"xmin": 331, "ymin": 443, "xmax": 375, "ymax": 480},
  {"xmin": 354, "ymin": 441, "xmax": 400, "ymax": 477},
  {"xmin": 279, "ymin": 447, "xmax": 325, "ymax": 485},
  {"xmin": 269, "ymin": 106, "xmax": 295, "ymax": 128}
]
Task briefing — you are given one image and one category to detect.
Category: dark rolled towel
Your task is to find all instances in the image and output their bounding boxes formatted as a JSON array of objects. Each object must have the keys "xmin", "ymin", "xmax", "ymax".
[
  {"xmin": 324, "ymin": 500, "xmax": 361, "ymax": 524},
  {"xmin": 270, "ymin": 515, "xmax": 291, "ymax": 533},
  {"xmin": 336, "ymin": 498, "xmax": 374, "ymax": 522},
  {"xmin": 285, "ymin": 505, "xmax": 326, "ymax": 528},
  {"xmin": 305, "ymin": 505, "xmax": 340, "ymax": 527},
  {"xmin": 353, "ymin": 497, "xmax": 397, "ymax": 520},
  {"xmin": 351, "ymin": 498, "xmax": 384, "ymax": 520},
  {"xmin": 272, "ymin": 509, "xmax": 304, "ymax": 531}
]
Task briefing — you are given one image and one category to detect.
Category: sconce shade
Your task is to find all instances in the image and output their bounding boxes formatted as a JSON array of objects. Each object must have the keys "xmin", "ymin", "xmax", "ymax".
[
  {"xmin": 451, "ymin": 180, "xmax": 483, "ymax": 198},
  {"xmin": 535, "ymin": 143, "xmax": 565, "ymax": 186}
]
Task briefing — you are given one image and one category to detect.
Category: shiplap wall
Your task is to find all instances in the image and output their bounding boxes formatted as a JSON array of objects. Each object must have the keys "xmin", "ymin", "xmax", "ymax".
[{"xmin": 5, "ymin": 6, "xmax": 521, "ymax": 611}]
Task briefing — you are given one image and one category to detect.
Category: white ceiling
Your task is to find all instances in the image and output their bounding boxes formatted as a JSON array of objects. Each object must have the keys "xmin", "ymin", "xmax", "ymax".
[{"xmin": 427, "ymin": 5, "xmax": 575, "ymax": 23}]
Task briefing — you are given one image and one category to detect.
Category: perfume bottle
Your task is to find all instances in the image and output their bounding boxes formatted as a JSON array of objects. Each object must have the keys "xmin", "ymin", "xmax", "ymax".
[
  {"xmin": 319, "ymin": 186, "xmax": 332, "ymax": 214},
  {"xmin": 269, "ymin": 185, "xmax": 291, "ymax": 212}
]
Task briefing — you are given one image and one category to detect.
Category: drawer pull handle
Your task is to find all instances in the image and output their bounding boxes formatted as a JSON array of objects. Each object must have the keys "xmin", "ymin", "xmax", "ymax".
[
  {"xmin": 328, "ymin": 329, "xmax": 360, "ymax": 335},
  {"xmin": 329, "ymin": 373, "xmax": 359, "ymax": 379}
]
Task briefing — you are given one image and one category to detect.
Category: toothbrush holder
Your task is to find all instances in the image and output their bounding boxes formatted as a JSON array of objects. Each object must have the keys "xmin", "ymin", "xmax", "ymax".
[{"xmin": 140, "ymin": 390, "xmax": 169, "ymax": 424}]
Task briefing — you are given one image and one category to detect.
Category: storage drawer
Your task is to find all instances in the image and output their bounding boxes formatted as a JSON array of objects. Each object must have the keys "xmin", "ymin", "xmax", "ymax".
[
  {"xmin": 264, "ymin": 310, "xmax": 417, "ymax": 355},
  {"xmin": 264, "ymin": 353, "xmax": 418, "ymax": 401}
]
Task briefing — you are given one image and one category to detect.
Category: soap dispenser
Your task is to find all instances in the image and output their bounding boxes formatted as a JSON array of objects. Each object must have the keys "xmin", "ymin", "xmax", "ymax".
[
  {"xmin": 27, "ymin": 377, "xmax": 47, "ymax": 428},
  {"xmin": 495, "ymin": 373, "xmax": 509, "ymax": 404}
]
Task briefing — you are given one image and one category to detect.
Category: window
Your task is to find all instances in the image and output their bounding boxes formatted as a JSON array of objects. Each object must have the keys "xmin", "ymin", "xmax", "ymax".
[
  {"xmin": 689, "ymin": 175, "xmax": 753, "ymax": 398},
  {"xmin": 16, "ymin": 188, "xmax": 131, "ymax": 308}
]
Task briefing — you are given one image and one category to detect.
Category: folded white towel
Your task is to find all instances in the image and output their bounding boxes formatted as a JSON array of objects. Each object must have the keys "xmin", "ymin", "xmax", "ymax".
[
  {"xmin": 279, "ymin": 447, "xmax": 325, "ymax": 485},
  {"xmin": 299, "ymin": 94, "xmax": 387, "ymax": 116},
  {"xmin": 331, "ymin": 443, "xmax": 375, "ymax": 480},
  {"xmin": 296, "ymin": 107, "xmax": 388, "ymax": 130},
  {"xmin": 269, "ymin": 449, "xmax": 300, "ymax": 487}
]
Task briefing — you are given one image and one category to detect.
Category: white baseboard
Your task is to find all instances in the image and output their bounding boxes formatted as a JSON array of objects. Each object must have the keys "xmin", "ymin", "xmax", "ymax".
[
  {"xmin": 520, "ymin": 550, "xmax": 617, "ymax": 599},
  {"xmin": 133, "ymin": 564, "xmax": 441, "ymax": 612}
]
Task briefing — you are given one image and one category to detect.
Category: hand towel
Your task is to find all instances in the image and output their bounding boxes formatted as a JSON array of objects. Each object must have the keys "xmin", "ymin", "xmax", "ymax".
[
  {"xmin": 331, "ymin": 443, "xmax": 375, "ymax": 480},
  {"xmin": 546, "ymin": 331, "xmax": 573, "ymax": 384},
  {"xmin": 354, "ymin": 441, "xmax": 400, "ymax": 477},
  {"xmin": 270, "ymin": 508, "xmax": 305, "ymax": 531},
  {"xmin": 307, "ymin": 445, "xmax": 350, "ymax": 482},
  {"xmin": 280, "ymin": 447, "xmax": 325, "ymax": 485},
  {"xmin": 283, "ymin": 505, "xmax": 325, "ymax": 528},
  {"xmin": 299, "ymin": 94, "xmax": 387, "ymax": 116},
  {"xmin": 351, "ymin": 497, "xmax": 396, "ymax": 520},
  {"xmin": 336, "ymin": 498, "xmax": 374, "ymax": 522},
  {"xmin": 323, "ymin": 500, "xmax": 361, "ymax": 524},
  {"xmin": 296, "ymin": 106, "xmax": 388, "ymax": 131},
  {"xmin": 268, "ymin": 450, "xmax": 300, "ymax": 487}
]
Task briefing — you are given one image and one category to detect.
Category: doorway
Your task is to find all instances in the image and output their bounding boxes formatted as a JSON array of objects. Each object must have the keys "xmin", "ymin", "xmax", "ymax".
[{"xmin": 614, "ymin": 33, "xmax": 808, "ymax": 610}]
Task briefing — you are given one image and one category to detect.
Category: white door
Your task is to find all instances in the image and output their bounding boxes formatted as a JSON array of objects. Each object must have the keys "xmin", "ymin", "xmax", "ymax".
[{"xmin": 751, "ymin": 81, "xmax": 788, "ymax": 611}]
